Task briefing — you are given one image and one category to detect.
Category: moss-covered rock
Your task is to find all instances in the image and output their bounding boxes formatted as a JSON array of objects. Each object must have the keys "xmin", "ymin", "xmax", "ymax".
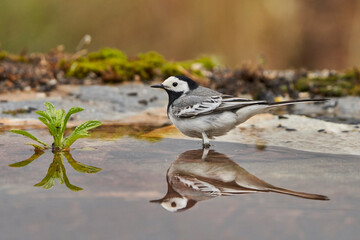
[
  {"xmin": 294, "ymin": 69, "xmax": 360, "ymax": 97},
  {"xmin": 64, "ymin": 48, "xmax": 217, "ymax": 81},
  {"xmin": 2, "ymin": 46, "xmax": 359, "ymax": 98},
  {"xmin": 87, "ymin": 48, "xmax": 127, "ymax": 61}
]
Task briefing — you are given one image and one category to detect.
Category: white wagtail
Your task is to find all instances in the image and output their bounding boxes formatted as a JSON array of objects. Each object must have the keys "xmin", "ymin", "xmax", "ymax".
[
  {"xmin": 151, "ymin": 149, "xmax": 328, "ymax": 212},
  {"xmin": 151, "ymin": 75, "xmax": 327, "ymax": 148}
]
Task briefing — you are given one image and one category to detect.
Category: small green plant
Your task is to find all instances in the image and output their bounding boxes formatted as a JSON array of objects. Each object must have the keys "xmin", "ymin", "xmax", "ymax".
[{"xmin": 10, "ymin": 102, "xmax": 102, "ymax": 151}]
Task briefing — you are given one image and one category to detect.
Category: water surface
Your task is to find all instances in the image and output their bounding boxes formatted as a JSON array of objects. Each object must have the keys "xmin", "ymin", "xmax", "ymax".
[{"xmin": 0, "ymin": 127, "xmax": 359, "ymax": 240}]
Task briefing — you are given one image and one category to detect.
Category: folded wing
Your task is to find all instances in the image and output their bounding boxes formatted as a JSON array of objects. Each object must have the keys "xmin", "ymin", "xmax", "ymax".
[{"xmin": 173, "ymin": 95, "xmax": 267, "ymax": 118}]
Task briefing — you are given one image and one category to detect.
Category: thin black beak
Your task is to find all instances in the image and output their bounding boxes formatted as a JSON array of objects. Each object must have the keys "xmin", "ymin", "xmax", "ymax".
[
  {"xmin": 149, "ymin": 198, "xmax": 163, "ymax": 203},
  {"xmin": 150, "ymin": 83, "xmax": 164, "ymax": 89}
]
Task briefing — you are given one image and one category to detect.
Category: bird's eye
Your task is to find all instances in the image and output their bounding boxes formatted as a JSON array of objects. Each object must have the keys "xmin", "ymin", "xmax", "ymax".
[
  {"xmin": 171, "ymin": 202, "xmax": 177, "ymax": 207},
  {"xmin": 172, "ymin": 82, "xmax": 178, "ymax": 87}
]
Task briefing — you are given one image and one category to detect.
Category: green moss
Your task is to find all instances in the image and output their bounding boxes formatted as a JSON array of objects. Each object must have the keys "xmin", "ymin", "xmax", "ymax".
[
  {"xmin": 294, "ymin": 78, "xmax": 311, "ymax": 92},
  {"xmin": 350, "ymin": 85, "xmax": 360, "ymax": 95},
  {"xmin": 161, "ymin": 62, "xmax": 184, "ymax": 76},
  {"xmin": 191, "ymin": 56, "xmax": 216, "ymax": 70},
  {"xmin": 112, "ymin": 60, "xmax": 134, "ymax": 81},
  {"xmin": 16, "ymin": 55, "xmax": 28, "ymax": 63},
  {"xmin": 132, "ymin": 51, "xmax": 166, "ymax": 80},
  {"xmin": 294, "ymin": 69, "xmax": 360, "ymax": 96},
  {"xmin": 87, "ymin": 48, "xmax": 127, "ymax": 61},
  {"xmin": 0, "ymin": 51, "xmax": 7, "ymax": 60},
  {"xmin": 67, "ymin": 61, "xmax": 107, "ymax": 79},
  {"xmin": 280, "ymin": 84, "xmax": 288, "ymax": 92},
  {"xmin": 137, "ymin": 51, "xmax": 165, "ymax": 67},
  {"xmin": 66, "ymin": 48, "xmax": 129, "ymax": 79},
  {"xmin": 161, "ymin": 56, "xmax": 216, "ymax": 78},
  {"xmin": 64, "ymin": 48, "xmax": 217, "ymax": 81},
  {"xmin": 57, "ymin": 58, "xmax": 67, "ymax": 68},
  {"xmin": 2, "ymin": 109, "xmax": 28, "ymax": 115}
]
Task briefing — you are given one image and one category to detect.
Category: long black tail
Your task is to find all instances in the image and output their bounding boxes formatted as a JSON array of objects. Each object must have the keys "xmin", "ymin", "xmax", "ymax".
[
  {"xmin": 268, "ymin": 186, "xmax": 330, "ymax": 200},
  {"xmin": 268, "ymin": 98, "xmax": 329, "ymax": 107}
]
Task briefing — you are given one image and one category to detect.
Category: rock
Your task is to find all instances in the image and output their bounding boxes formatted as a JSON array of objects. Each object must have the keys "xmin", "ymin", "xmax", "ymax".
[
  {"xmin": 144, "ymin": 113, "xmax": 360, "ymax": 155},
  {"xmin": 1, "ymin": 83, "xmax": 359, "ymax": 155}
]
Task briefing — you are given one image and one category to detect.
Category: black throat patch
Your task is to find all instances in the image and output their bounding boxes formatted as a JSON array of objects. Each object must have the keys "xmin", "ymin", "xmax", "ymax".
[{"xmin": 165, "ymin": 89, "xmax": 183, "ymax": 115}]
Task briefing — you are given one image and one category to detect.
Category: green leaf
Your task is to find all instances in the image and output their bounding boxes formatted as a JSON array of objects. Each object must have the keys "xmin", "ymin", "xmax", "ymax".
[
  {"xmin": 35, "ymin": 110, "xmax": 51, "ymax": 122},
  {"xmin": 44, "ymin": 102, "xmax": 56, "ymax": 124},
  {"xmin": 54, "ymin": 109, "xmax": 66, "ymax": 145},
  {"xmin": 34, "ymin": 154, "xmax": 62, "ymax": 189},
  {"xmin": 34, "ymin": 152, "xmax": 63, "ymax": 190},
  {"xmin": 38, "ymin": 117, "xmax": 57, "ymax": 137},
  {"xmin": 25, "ymin": 143, "xmax": 46, "ymax": 151},
  {"xmin": 34, "ymin": 177, "xmax": 56, "ymax": 189},
  {"xmin": 44, "ymin": 102, "xmax": 56, "ymax": 114},
  {"xmin": 10, "ymin": 129, "xmax": 49, "ymax": 147},
  {"xmin": 9, "ymin": 151, "xmax": 44, "ymax": 168},
  {"xmin": 55, "ymin": 109, "xmax": 65, "ymax": 128},
  {"xmin": 63, "ymin": 152, "xmax": 102, "ymax": 173},
  {"xmin": 60, "ymin": 163, "xmax": 83, "ymax": 191},
  {"xmin": 62, "ymin": 107, "xmax": 84, "ymax": 134},
  {"xmin": 62, "ymin": 120, "xmax": 102, "ymax": 148}
]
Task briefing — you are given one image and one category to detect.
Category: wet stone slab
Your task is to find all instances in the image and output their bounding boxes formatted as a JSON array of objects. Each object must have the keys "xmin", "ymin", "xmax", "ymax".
[
  {"xmin": 0, "ymin": 84, "xmax": 168, "ymax": 123},
  {"xmin": 144, "ymin": 114, "xmax": 360, "ymax": 156},
  {"xmin": 1, "ymin": 84, "xmax": 360, "ymax": 124},
  {"xmin": 1, "ymin": 84, "xmax": 359, "ymax": 155},
  {"xmin": 0, "ymin": 129, "xmax": 360, "ymax": 240}
]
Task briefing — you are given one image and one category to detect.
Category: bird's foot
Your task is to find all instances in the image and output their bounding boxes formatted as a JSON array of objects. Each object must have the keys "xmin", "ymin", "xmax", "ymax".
[
  {"xmin": 202, "ymin": 143, "xmax": 211, "ymax": 149},
  {"xmin": 201, "ymin": 132, "xmax": 211, "ymax": 150}
]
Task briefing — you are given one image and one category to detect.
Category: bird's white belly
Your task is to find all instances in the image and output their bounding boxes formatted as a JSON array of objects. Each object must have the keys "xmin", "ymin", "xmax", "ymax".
[
  {"xmin": 171, "ymin": 162, "xmax": 238, "ymax": 182},
  {"xmin": 169, "ymin": 111, "xmax": 237, "ymax": 138}
]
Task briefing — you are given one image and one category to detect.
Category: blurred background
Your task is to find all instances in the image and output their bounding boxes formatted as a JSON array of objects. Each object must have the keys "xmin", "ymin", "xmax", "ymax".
[{"xmin": 0, "ymin": 0, "xmax": 359, "ymax": 69}]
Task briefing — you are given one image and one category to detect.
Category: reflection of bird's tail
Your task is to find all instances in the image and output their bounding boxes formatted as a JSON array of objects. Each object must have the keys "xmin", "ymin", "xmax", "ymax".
[{"xmin": 269, "ymin": 186, "xmax": 329, "ymax": 200}]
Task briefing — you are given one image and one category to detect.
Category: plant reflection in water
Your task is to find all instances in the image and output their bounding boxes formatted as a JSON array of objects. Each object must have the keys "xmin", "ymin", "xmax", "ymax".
[
  {"xmin": 9, "ymin": 150, "xmax": 101, "ymax": 191},
  {"xmin": 151, "ymin": 149, "xmax": 329, "ymax": 212}
]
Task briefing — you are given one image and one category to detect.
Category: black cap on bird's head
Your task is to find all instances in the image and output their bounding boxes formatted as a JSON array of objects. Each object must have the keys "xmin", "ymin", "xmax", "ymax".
[
  {"xmin": 173, "ymin": 75, "xmax": 199, "ymax": 90},
  {"xmin": 150, "ymin": 75, "xmax": 198, "ymax": 92}
]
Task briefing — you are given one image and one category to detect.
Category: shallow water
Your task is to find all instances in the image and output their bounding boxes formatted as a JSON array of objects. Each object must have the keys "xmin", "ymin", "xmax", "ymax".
[{"xmin": 1, "ymin": 127, "xmax": 360, "ymax": 240}]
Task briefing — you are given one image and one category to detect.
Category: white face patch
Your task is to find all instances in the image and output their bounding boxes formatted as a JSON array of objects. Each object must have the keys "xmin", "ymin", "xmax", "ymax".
[
  {"xmin": 160, "ymin": 197, "xmax": 188, "ymax": 212},
  {"xmin": 162, "ymin": 76, "xmax": 190, "ymax": 93}
]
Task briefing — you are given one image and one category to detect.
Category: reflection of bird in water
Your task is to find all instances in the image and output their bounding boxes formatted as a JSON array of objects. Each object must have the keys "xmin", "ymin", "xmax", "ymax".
[{"xmin": 151, "ymin": 149, "xmax": 329, "ymax": 212}]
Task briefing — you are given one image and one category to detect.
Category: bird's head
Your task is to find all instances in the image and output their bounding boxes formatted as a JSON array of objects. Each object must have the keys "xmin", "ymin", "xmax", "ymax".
[
  {"xmin": 150, "ymin": 175, "xmax": 198, "ymax": 212},
  {"xmin": 160, "ymin": 197, "xmax": 188, "ymax": 212},
  {"xmin": 150, "ymin": 196, "xmax": 197, "ymax": 212},
  {"xmin": 151, "ymin": 75, "xmax": 198, "ymax": 94}
]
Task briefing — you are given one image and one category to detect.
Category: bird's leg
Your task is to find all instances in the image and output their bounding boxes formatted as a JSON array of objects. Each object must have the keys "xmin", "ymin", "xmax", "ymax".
[
  {"xmin": 201, "ymin": 147, "xmax": 210, "ymax": 160},
  {"xmin": 201, "ymin": 132, "xmax": 211, "ymax": 149}
]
